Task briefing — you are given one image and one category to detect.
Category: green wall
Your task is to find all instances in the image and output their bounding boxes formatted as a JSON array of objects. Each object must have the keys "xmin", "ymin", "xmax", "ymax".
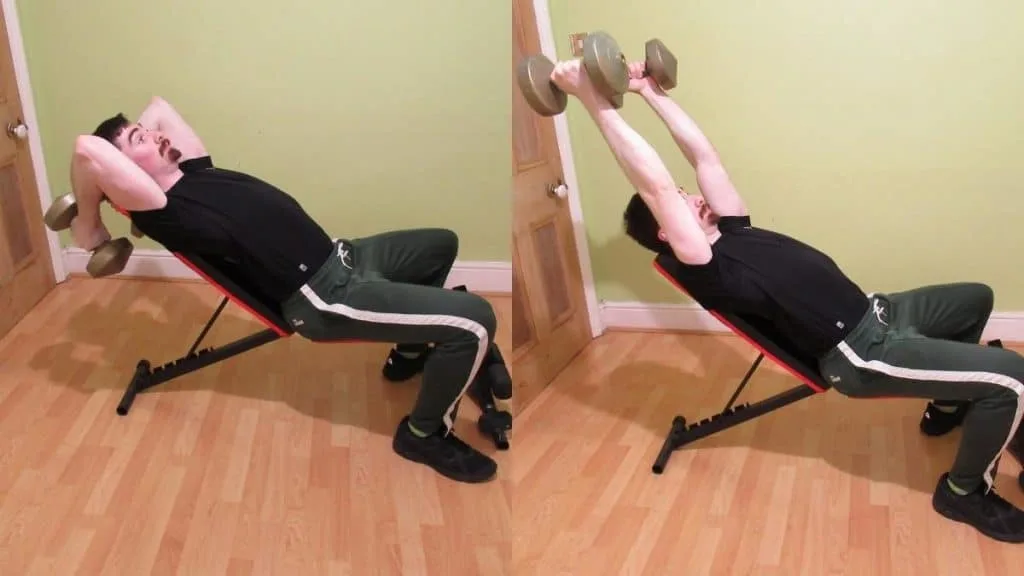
[
  {"xmin": 551, "ymin": 0, "xmax": 1024, "ymax": 308},
  {"xmin": 18, "ymin": 0, "xmax": 509, "ymax": 262}
]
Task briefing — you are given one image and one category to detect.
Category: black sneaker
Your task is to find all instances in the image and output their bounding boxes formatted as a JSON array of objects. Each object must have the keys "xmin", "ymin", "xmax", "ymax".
[
  {"xmin": 382, "ymin": 347, "xmax": 430, "ymax": 382},
  {"xmin": 931, "ymin": 473, "xmax": 1024, "ymax": 543},
  {"xmin": 391, "ymin": 416, "xmax": 497, "ymax": 483},
  {"xmin": 919, "ymin": 401, "xmax": 971, "ymax": 436}
]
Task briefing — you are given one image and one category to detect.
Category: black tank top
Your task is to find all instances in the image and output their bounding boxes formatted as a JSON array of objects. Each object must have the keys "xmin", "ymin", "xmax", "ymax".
[{"xmin": 128, "ymin": 156, "xmax": 334, "ymax": 303}]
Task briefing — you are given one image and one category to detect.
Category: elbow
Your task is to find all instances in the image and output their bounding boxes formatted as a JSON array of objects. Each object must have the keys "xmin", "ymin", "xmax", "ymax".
[
  {"xmin": 148, "ymin": 95, "xmax": 170, "ymax": 111},
  {"xmin": 73, "ymin": 135, "xmax": 94, "ymax": 159},
  {"xmin": 73, "ymin": 134, "xmax": 109, "ymax": 164}
]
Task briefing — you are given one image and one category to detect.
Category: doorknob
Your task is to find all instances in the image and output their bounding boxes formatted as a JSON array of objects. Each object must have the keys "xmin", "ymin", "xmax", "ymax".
[
  {"xmin": 6, "ymin": 120, "xmax": 27, "ymax": 141},
  {"xmin": 547, "ymin": 180, "xmax": 568, "ymax": 199}
]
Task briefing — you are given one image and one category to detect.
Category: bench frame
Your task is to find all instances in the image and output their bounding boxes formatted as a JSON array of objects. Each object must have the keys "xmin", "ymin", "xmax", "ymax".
[
  {"xmin": 650, "ymin": 255, "xmax": 831, "ymax": 474},
  {"xmin": 116, "ymin": 252, "xmax": 295, "ymax": 415}
]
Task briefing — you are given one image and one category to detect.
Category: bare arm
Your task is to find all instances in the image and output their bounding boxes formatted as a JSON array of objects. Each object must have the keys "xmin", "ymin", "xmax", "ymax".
[
  {"xmin": 69, "ymin": 135, "xmax": 167, "ymax": 248},
  {"xmin": 640, "ymin": 87, "xmax": 747, "ymax": 218},
  {"xmin": 578, "ymin": 89, "xmax": 712, "ymax": 265},
  {"xmin": 137, "ymin": 96, "xmax": 207, "ymax": 161}
]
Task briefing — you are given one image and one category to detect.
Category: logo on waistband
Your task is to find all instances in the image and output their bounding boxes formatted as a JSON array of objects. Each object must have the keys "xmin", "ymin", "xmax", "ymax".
[
  {"xmin": 338, "ymin": 245, "xmax": 353, "ymax": 269},
  {"xmin": 872, "ymin": 298, "xmax": 889, "ymax": 326}
]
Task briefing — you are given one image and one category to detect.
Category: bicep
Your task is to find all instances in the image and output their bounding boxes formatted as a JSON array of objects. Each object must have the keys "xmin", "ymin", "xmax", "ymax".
[
  {"xmin": 696, "ymin": 162, "xmax": 748, "ymax": 217},
  {"xmin": 76, "ymin": 136, "xmax": 166, "ymax": 211}
]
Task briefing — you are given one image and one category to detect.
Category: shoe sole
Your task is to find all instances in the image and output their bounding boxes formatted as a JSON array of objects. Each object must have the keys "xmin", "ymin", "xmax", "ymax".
[
  {"xmin": 933, "ymin": 498, "xmax": 1024, "ymax": 544},
  {"xmin": 392, "ymin": 439, "xmax": 497, "ymax": 484}
]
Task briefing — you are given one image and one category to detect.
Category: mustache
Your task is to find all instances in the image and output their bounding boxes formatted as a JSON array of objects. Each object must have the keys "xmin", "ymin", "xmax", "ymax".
[{"xmin": 160, "ymin": 140, "xmax": 182, "ymax": 162}]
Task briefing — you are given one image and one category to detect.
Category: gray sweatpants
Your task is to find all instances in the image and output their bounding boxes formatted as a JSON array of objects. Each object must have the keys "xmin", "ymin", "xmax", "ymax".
[
  {"xmin": 280, "ymin": 228, "xmax": 497, "ymax": 434},
  {"xmin": 818, "ymin": 283, "xmax": 1024, "ymax": 492}
]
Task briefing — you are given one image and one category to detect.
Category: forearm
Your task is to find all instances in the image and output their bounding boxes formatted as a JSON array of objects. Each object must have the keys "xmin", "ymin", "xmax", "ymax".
[
  {"xmin": 580, "ymin": 92, "xmax": 677, "ymax": 195},
  {"xmin": 641, "ymin": 88, "xmax": 747, "ymax": 217},
  {"xmin": 641, "ymin": 88, "xmax": 718, "ymax": 168},
  {"xmin": 577, "ymin": 91, "xmax": 710, "ymax": 261},
  {"xmin": 68, "ymin": 151, "xmax": 110, "ymax": 249}
]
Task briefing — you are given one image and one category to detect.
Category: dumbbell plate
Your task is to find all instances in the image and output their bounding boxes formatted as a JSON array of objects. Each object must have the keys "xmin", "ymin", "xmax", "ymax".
[
  {"xmin": 582, "ymin": 31, "xmax": 629, "ymax": 107},
  {"xmin": 645, "ymin": 38, "xmax": 678, "ymax": 90},
  {"xmin": 517, "ymin": 55, "xmax": 567, "ymax": 117},
  {"xmin": 86, "ymin": 237, "xmax": 134, "ymax": 278},
  {"xmin": 44, "ymin": 194, "xmax": 78, "ymax": 231}
]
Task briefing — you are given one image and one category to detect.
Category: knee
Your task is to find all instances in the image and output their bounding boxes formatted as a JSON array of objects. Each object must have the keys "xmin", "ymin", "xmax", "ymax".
[
  {"xmin": 966, "ymin": 282, "xmax": 995, "ymax": 314},
  {"xmin": 988, "ymin": 352, "xmax": 1024, "ymax": 398},
  {"xmin": 462, "ymin": 294, "xmax": 497, "ymax": 344},
  {"xmin": 431, "ymin": 228, "xmax": 459, "ymax": 260}
]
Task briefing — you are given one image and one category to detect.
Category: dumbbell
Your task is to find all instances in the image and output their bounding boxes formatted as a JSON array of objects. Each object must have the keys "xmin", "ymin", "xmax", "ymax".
[
  {"xmin": 582, "ymin": 32, "xmax": 677, "ymax": 108},
  {"xmin": 467, "ymin": 343, "xmax": 513, "ymax": 450},
  {"xmin": 516, "ymin": 54, "xmax": 568, "ymax": 117},
  {"xmin": 516, "ymin": 31, "xmax": 677, "ymax": 117},
  {"xmin": 43, "ymin": 193, "xmax": 134, "ymax": 278}
]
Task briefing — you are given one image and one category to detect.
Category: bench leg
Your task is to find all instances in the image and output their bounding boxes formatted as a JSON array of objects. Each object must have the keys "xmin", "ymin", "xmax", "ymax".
[{"xmin": 652, "ymin": 381, "xmax": 818, "ymax": 474}]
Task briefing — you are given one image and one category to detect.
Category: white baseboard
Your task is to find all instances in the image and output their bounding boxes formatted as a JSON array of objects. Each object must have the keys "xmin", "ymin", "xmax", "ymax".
[
  {"xmin": 601, "ymin": 301, "xmax": 1024, "ymax": 344},
  {"xmin": 62, "ymin": 248, "xmax": 512, "ymax": 294}
]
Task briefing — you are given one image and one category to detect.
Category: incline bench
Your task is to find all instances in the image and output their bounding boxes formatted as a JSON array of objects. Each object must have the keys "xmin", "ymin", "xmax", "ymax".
[
  {"xmin": 117, "ymin": 251, "xmax": 299, "ymax": 416},
  {"xmin": 113, "ymin": 249, "xmax": 512, "ymax": 449},
  {"xmin": 649, "ymin": 253, "xmax": 832, "ymax": 474}
]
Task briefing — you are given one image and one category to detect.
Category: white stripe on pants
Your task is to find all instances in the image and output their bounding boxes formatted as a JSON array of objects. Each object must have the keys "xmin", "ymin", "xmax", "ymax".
[
  {"xmin": 298, "ymin": 285, "xmax": 490, "ymax": 431},
  {"xmin": 836, "ymin": 340, "xmax": 1024, "ymax": 488}
]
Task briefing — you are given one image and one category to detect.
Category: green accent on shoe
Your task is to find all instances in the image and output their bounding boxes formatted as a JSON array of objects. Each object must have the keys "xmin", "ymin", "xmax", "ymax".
[
  {"xmin": 408, "ymin": 422, "xmax": 431, "ymax": 438},
  {"xmin": 947, "ymin": 478, "xmax": 970, "ymax": 496}
]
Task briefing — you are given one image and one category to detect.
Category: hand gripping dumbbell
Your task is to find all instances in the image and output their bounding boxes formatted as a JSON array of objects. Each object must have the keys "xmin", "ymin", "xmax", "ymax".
[
  {"xmin": 43, "ymin": 193, "xmax": 135, "ymax": 278},
  {"xmin": 516, "ymin": 31, "xmax": 678, "ymax": 117}
]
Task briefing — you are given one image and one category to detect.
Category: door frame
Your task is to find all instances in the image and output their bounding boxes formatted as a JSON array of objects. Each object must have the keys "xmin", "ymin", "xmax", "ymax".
[
  {"xmin": 2, "ymin": 0, "xmax": 67, "ymax": 284},
  {"xmin": 528, "ymin": 0, "xmax": 603, "ymax": 337}
]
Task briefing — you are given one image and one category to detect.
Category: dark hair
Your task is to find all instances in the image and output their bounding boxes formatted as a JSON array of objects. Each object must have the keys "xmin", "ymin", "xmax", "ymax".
[
  {"xmin": 623, "ymin": 193, "xmax": 670, "ymax": 254},
  {"xmin": 92, "ymin": 113, "xmax": 131, "ymax": 146}
]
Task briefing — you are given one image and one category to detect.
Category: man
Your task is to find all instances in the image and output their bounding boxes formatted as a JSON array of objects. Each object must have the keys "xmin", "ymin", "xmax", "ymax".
[
  {"xmin": 69, "ymin": 96, "xmax": 499, "ymax": 484},
  {"xmin": 547, "ymin": 59, "xmax": 1024, "ymax": 542}
]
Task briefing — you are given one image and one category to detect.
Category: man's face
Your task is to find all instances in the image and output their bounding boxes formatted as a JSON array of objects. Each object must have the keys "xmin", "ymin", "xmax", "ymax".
[
  {"xmin": 679, "ymin": 188, "xmax": 718, "ymax": 229},
  {"xmin": 655, "ymin": 187, "xmax": 720, "ymax": 245},
  {"xmin": 114, "ymin": 123, "xmax": 182, "ymax": 176}
]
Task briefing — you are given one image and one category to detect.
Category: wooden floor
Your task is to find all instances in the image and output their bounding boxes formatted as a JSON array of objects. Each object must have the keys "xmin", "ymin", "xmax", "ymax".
[
  {"xmin": 2, "ymin": 278, "xmax": 1024, "ymax": 575},
  {"xmin": 513, "ymin": 329, "xmax": 1024, "ymax": 576},
  {"xmin": 0, "ymin": 278, "xmax": 512, "ymax": 576}
]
